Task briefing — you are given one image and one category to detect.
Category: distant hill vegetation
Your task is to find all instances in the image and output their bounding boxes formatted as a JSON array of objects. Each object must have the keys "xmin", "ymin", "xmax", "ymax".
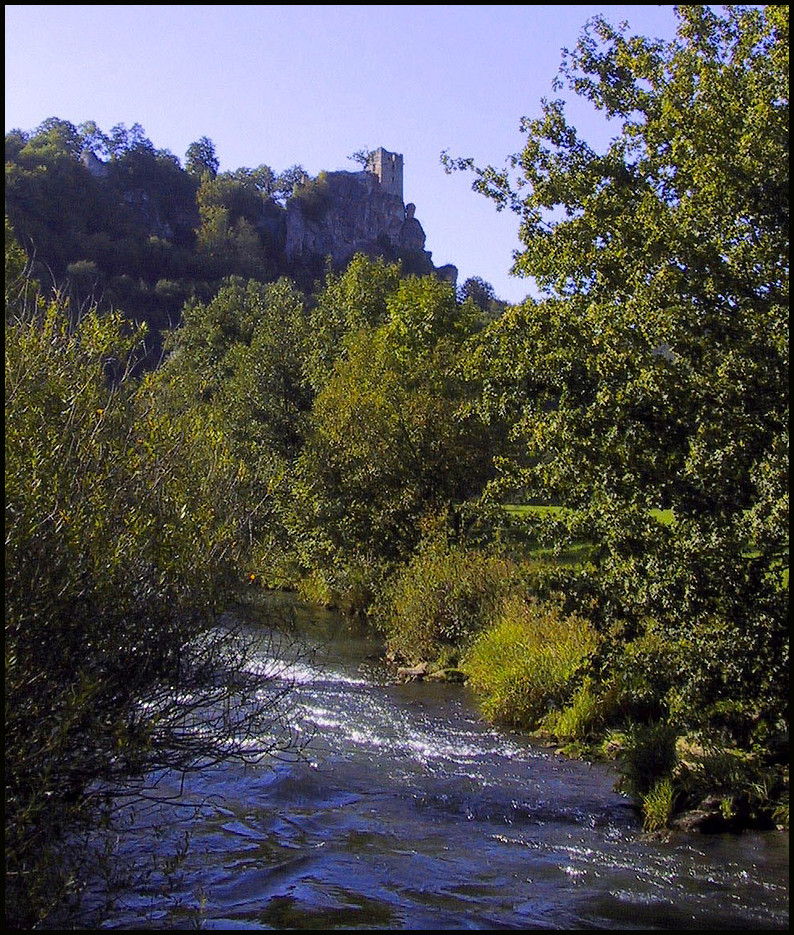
[{"xmin": 5, "ymin": 120, "xmax": 489, "ymax": 358}]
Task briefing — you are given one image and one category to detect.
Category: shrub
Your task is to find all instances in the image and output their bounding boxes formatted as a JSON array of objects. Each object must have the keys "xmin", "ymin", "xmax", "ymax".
[
  {"xmin": 619, "ymin": 721, "xmax": 679, "ymax": 796},
  {"xmin": 292, "ymin": 172, "xmax": 331, "ymax": 221},
  {"xmin": 603, "ymin": 624, "xmax": 678, "ymax": 724},
  {"xmin": 372, "ymin": 537, "xmax": 519, "ymax": 663},
  {"xmin": 641, "ymin": 778, "xmax": 677, "ymax": 832},
  {"xmin": 541, "ymin": 677, "xmax": 606, "ymax": 741},
  {"xmin": 674, "ymin": 741, "xmax": 789, "ymax": 828},
  {"xmin": 5, "ymin": 298, "xmax": 298, "ymax": 926},
  {"xmin": 462, "ymin": 595, "xmax": 599, "ymax": 728},
  {"xmin": 297, "ymin": 552, "xmax": 386, "ymax": 616}
]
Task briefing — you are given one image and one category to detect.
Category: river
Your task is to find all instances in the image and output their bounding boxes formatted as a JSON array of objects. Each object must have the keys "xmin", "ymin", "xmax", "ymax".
[{"xmin": 77, "ymin": 596, "xmax": 788, "ymax": 930}]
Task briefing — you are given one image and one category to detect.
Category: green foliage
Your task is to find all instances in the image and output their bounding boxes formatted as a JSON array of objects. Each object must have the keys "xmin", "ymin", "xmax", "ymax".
[
  {"xmin": 195, "ymin": 171, "xmax": 284, "ymax": 281},
  {"xmin": 592, "ymin": 622, "xmax": 681, "ymax": 726},
  {"xmin": 5, "ymin": 288, "xmax": 297, "ymax": 926},
  {"xmin": 619, "ymin": 721, "xmax": 679, "ymax": 796},
  {"xmin": 641, "ymin": 778, "xmax": 677, "ymax": 833},
  {"xmin": 148, "ymin": 256, "xmax": 499, "ymax": 611},
  {"xmin": 286, "ymin": 270, "xmax": 496, "ymax": 602},
  {"xmin": 372, "ymin": 536, "xmax": 521, "ymax": 663},
  {"xmin": 384, "ymin": 273, "xmax": 481, "ymax": 360},
  {"xmin": 541, "ymin": 677, "xmax": 605, "ymax": 742},
  {"xmin": 446, "ymin": 5, "xmax": 788, "ymax": 756},
  {"xmin": 674, "ymin": 739, "xmax": 789, "ymax": 825},
  {"xmin": 462, "ymin": 596, "xmax": 599, "ymax": 728},
  {"xmin": 5, "ymin": 216, "xmax": 35, "ymax": 314},
  {"xmin": 155, "ymin": 275, "xmax": 314, "ymax": 580},
  {"xmin": 457, "ymin": 275, "xmax": 506, "ymax": 319},
  {"xmin": 221, "ymin": 279, "xmax": 313, "ymax": 460},
  {"xmin": 185, "ymin": 135, "xmax": 219, "ymax": 178},
  {"xmin": 5, "ymin": 118, "xmax": 202, "ymax": 358},
  {"xmin": 4, "ymin": 119, "xmax": 305, "ymax": 352},
  {"xmin": 274, "ymin": 164, "xmax": 310, "ymax": 204},
  {"xmin": 161, "ymin": 276, "xmax": 308, "ymax": 408},
  {"xmin": 291, "ymin": 172, "xmax": 333, "ymax": 222},
  {"xmin": 305, "ymin": 253, "xmax": 403, "ymax": 391}
]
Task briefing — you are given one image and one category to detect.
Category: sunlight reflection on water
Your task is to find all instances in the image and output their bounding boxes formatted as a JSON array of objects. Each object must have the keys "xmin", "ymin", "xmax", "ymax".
[{"xmin": 81, "ymin": 599, "xmax": 788, "ymax": 931}]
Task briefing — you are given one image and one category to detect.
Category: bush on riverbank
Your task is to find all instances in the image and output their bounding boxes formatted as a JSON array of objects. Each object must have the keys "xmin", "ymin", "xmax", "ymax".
[
  {"xmin": 371, "ymin": 535, "xmax": 524, "ymax": 665},
  {"xmin": 462, "ymin": 595, "xmax": 599, "ymax": 728},
  {"xmin": 367, "ymin": 518, "xmax": 788, "ymax": 831},
  {"xmin": 5, "ymin": 289, "xmax": 300, "ymax": 927}
]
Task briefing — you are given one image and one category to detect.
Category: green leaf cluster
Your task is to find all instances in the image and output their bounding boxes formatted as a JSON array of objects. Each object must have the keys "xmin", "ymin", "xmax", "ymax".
[
  {"xmin": 449, "ymin": 6, "xmax": 788, "ymax": 754},
  {"xmin": 285, "ymin": 266, "xmax": 496, "ymax": 604},
  {"xmin": 5, "ymin": 257, "xmax": 297, "ymax": 923},
  {"xmin": 463, "ymin": 595, "xmax": 599, "ymax": 728},
  {"xmin": 372, "ymin": 536, "xmax": 522, "ymax": 664}
]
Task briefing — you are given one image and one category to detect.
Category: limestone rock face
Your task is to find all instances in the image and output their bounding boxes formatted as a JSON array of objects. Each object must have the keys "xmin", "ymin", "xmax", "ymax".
[
  {"xmin": 398, "ymin": 203, "xmax": 426, "ymax": 253},
  {"xmin": 80, "ymin": 149, "xmax": 109, "ymax": 179},
  {"xmin": 285, "ymin": 170, "xmax": 430, "ymax": 270}
]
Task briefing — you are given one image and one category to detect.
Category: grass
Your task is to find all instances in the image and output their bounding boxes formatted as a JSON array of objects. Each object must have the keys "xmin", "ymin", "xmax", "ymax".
[
  {"xmin": 500, "ymin": 504, "xmax": 594, "ymax": 566},
  {"xmin": 541, "ymin": 678, "xmax": 604, "ymax": 742},
  {"xmin": 501, "ymin": 504, "xmax": 682, "ymax": 571},
  {"xmin": 462, "ymin": 596, "xmax": 599, "ymax": 729},
  {"xmin": 504, "ymin": 504, "xmax": 568, "ymax": 518},
  {"xmin": 641, "ymin": 778, "xmax": 677, "ymax": 832},
  {"xmin": 504, "ymin": 503, "xmax": 675, "ymax": 525}
]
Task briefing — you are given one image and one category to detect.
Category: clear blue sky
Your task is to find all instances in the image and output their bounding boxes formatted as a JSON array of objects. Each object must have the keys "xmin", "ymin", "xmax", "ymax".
[{"xmin": 5, "ymin": 4, "xmax": 683, "ymax": 303}]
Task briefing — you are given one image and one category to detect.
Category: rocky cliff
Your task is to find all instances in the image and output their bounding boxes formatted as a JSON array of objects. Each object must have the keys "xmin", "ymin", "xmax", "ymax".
[{"xmin": 285, "ymin": 168, "xmax": 444, "ymax": 279}]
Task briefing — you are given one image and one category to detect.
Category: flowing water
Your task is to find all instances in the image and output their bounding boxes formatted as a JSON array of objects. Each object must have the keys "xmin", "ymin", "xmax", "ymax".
[{"xmin": 80, "ymin": 597, "xmax": 788, "ymax": 930}]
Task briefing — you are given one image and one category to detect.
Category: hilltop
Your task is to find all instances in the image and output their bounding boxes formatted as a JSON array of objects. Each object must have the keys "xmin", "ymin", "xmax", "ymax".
[{"xmin": 5, "ymin": 123, "xmax": 461, "ymax": 357}]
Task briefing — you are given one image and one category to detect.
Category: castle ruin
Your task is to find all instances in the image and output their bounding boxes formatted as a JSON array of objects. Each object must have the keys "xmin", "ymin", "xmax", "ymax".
[
  {"xmin": 366, "ymin": 147, "xmax": 403, "ymax": 201},
  {"xmin": 285, "ymin": 146, "xmax": 455, "ymax": 285}
]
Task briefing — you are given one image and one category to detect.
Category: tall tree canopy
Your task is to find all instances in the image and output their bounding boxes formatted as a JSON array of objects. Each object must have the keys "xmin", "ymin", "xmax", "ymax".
[
  {"xmin": 447, "ymin": 5, "xmax": 788, "ymax": 747},
  {"xmin": 285, "ymin": 263, "xmax": 495, "ymax": 606},
  {"xmin": 185, "ymin": 135, "xmax": 220, "ymax": 178}
]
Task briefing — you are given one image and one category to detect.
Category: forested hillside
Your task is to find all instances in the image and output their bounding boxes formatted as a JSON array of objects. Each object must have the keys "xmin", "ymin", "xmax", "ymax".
[{"xmin": 6, "ymin": 124, "xmax": 468, "ymax": 363}]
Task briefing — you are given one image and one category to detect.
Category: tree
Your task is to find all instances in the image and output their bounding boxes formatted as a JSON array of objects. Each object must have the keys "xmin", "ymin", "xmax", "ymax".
[
  {"xmin": 457, "ymin": 275, "xmax": 507, "ymax": 319},
  {"xmin": 304, "ymin": 253, "xmax": 403, "ymax": 391},
  {"xmin": 274, "ymin": 164, "xmax": 310, "ymax": 204},
  {"xmin": 5, "ymin": 274, "xmax": 300, "ymax": 925},
  {"xmin": 185, "ymin": 135, "xmax": 220, "ymax": 179},
  {"xmin": 154, "ymin": 275, "xmax": 315, "ymax": 579},
  {"xmin": 193, "ymin": 171, "xmax": 283, "ymax": 280},
  {"xmin": 5, "ymin": 118, "xmax": 201, "ymax": 347},
  {"xmin": 348, "ymin": 147, "xmax": 375, "ymax": 168},
  {"xmin": 221, "ymin": 278, "xmax": 313, "ymax": 460},
  {"xmin": 105, "ymin": 122, "xmax": 155, "ymax": 160},
  {"xmin": 228, "ymin": 163, "xmax": 278, "ymax": 198},
  {"xmin": 27, "ymin": 117, "xmax": 82, "ymax": 160},
  {"xmin": 77, "ymin": 120, "xmax": 110, "ymax": 159},
  {"xmin": 6, "ymin": 121, "xmax": 107, "ymax": 278},
  {"xmin": 287, "ymin": 273, "xmax": 495, "ymax": 606},
  {"xmin": 4, "ymin": 127, "xmax": 29, "ymax": 162},
  {"xmin": 5, "ymin": 216, "xmax": 33, "ymax": 312},
  {"xmin": 446, "ymin": 6, "xmax": 788, "ymax": 749},
  {"xmin": 161, "ymin": 276, "xmax": 312, "ymax": 461},
  {"xmin": 458, "ymin": 275, "xmax": 495, "ymax": 309}
]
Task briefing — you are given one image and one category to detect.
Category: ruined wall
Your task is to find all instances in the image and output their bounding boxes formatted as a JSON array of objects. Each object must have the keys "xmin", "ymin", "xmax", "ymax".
[
  {"xmin": 285, "ymin": 170, "xmax": 405, "ymax": 266},
  {"xmin": 284, "ymin": 149, "xmax": 449, "ymax": 281},
  {"xmin": 367, "ymin": 148, "xmax": 403, "ymax": 200}
]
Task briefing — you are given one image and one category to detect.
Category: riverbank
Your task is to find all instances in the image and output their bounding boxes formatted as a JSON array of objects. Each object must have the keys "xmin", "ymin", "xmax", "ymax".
[
  {"xmin": 140, "ymin": 594, "xmax": 785, "ymax": 931},
  {"xmin": 332, "ymin": 529, "xmax": 788, "ymax": 840},
  {"xmin": 380, "ymin": 643, "xmax": 789, "ymax": 838},
  {"xmin": 244, "ymin": 577, "xmax": 789, "ymax": 839}
]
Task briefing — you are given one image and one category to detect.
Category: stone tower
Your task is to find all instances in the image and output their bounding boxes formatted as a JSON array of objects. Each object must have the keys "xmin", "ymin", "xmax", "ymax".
[{"xmin": 367, "ymin": 147, "xmax": 403, "ymax": 201}]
